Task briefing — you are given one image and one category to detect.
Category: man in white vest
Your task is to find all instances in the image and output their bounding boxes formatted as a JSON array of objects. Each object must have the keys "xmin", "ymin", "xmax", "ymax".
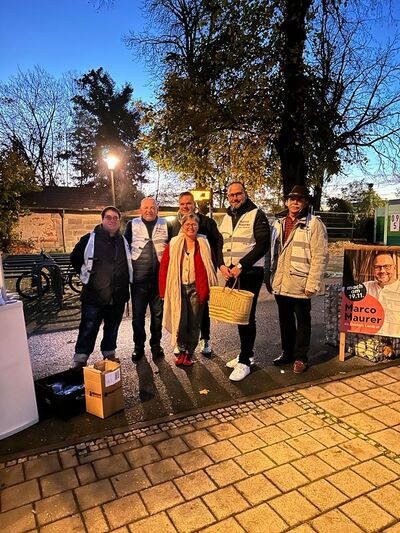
[
  {"xmin": 124, "ymin": 197, "xmax": 169, "ymax": 363},
  {"xmin": 266, "ymin": 185, "xmax": 328, "ymax": 374},
  {"xmin": 70, "ymin": 206, "xmax": 133, "ymax": 368},
  {"xmin": 219, "ymin": 181, "xmax": 270, "ymax": 381}
]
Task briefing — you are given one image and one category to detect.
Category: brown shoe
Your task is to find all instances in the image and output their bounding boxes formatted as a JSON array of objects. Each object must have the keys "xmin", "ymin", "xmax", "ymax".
[{"xmin": 293, "ymin": 360, "xmax": 308, "ymax": 374}]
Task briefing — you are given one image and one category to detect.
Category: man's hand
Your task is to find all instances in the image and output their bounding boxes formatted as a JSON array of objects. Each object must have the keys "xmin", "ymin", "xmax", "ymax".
[
  {"xmin": 305, "ymin": 290, "xmax": 315, "ymax": 298},
  {"xmin": 219, "ymin": 265, "xmax": 232, "ymax": 281},
  {"xmin": 230, "ymin": 265, "xmax": 242, "ymax": 279}
]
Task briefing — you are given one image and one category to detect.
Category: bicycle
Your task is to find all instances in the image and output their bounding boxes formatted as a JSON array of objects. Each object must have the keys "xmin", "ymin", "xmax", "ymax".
[{"xmin": 16, "ymin": 252, "xmax": 82, "ymax": 300}]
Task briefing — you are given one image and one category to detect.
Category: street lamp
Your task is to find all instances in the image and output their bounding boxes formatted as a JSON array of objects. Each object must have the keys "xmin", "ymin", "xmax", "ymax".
[{"xmin": 105, "ymin": 154, "xmax": 119, "ymax": 206}]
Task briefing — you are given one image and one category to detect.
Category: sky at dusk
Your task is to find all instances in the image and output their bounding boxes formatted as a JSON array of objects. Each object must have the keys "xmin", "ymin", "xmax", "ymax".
[
  {"xmin": 0, "ymin": 0, "xmax": 155, "ymax": 102},
  {"xmin": 1, "ymin": 0, "xmax": 399, "ymax": 198}
]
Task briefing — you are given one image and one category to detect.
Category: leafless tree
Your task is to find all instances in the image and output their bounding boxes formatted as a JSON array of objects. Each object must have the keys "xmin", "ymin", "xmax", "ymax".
[
  {"xmin": 0, "ymin": 66, "xmax": 73, "ymax": 185},
  {"xmin": 306, "ymin": 0, "xmax": 400, "ymax": 208}
]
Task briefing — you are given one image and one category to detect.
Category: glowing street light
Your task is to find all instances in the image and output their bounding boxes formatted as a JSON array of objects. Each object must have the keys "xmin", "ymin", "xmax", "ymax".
[{"xmin": 104, "ymin": 154, "xmax": 119, "ymax": 206}]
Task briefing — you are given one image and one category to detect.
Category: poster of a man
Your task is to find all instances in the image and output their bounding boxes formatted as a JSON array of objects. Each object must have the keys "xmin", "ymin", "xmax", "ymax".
[{"xmin": 340, "ymin": 245, "xmax": 400, "ymax": 338}]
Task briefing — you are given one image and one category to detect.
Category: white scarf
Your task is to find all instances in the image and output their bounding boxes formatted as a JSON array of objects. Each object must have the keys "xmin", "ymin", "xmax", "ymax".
[{"xmin": 163, "ymin": 233, "xmax": 218, "ymax": 346}]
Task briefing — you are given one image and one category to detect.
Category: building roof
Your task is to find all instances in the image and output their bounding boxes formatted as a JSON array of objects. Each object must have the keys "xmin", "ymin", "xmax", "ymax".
[{"xmin": 22, "ymin": 186, "xmax": 111, "ymax": 211}]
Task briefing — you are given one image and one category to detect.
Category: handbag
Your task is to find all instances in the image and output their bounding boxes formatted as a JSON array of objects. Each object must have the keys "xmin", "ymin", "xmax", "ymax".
[{"xmin": 209, "ymin": 279, "xmax": 254, "ymax": 325}]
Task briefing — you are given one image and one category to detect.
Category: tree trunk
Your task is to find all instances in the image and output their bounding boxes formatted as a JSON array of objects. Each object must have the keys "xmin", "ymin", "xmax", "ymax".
[
  {"xmin": 313, "ymin": 183, "xmax": 322, "ymax": 211},
  {"xmin": 275, "ymin": 0, "xmax": 312, "ymax": 197}
]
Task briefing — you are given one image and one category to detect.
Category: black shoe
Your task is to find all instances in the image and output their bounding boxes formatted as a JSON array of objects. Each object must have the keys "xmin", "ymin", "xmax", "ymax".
[
  {"xmin": 151, "ymin": 346, "xmax": 165, "ymax": 359},
  {"xmin": 273, "ymin": 353, "xmax": 294, "ymax": 366},
  {"xmin": 132, "ymin": 349, "xmax": 145, "ymax": 363}
]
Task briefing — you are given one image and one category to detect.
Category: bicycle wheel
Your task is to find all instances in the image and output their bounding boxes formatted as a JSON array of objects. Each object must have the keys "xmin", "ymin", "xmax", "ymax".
[
  {"xmin": 68, "ymin": 272, "xmax": 83, "ymax": 293},
  {"xmin": 16, "ymin": 271, "xmax": 50, "ymax": 300}
]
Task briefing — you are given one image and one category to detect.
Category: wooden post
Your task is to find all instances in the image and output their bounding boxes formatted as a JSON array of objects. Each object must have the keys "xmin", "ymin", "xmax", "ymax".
[{"xmin": 339, "ymin": 331, "xmax": 346, "ymax": 362}]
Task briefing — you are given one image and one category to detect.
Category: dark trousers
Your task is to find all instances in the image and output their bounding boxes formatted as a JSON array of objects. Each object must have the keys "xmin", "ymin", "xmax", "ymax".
[
  {"xmin": 200, "ymin": 300, "xmax": 210, "ymax": 340},
  {"xmin": 229, "ymin": 267, "xmax": 264, "ymax": 365},
  {"xmin": 177, "ymin": 283, "xmax": 205, "ymax": 355},
  {"xmin": 131, "ymin": 281, "xmax": 163, "ymax": 350},
  {"xmin": 275, "ymin": 295, "xmax": 311, "ymax": 362},
  {"xmin": 75, "ymin": 302, "xmax": 125, "ymax": 362}
]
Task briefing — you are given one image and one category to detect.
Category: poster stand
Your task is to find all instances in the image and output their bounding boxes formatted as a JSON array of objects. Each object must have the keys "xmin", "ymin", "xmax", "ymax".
[{"xmin": 338, "ymin": 244, "xmax": 400, "ymax": 362}]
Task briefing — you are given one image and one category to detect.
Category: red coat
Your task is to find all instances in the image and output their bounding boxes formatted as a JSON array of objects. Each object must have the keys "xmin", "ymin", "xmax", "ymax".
[{"xmin": 159, "ymin": 240, "xmax": 210, "ymax": 304}]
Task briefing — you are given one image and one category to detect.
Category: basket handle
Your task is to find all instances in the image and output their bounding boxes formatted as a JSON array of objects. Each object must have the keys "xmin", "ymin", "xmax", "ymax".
[{"xmin": 224, "ymin": 277, "xmax": 241, "ymax": 292}]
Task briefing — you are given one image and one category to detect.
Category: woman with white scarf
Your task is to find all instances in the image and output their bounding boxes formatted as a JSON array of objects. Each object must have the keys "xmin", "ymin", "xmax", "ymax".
[{"xmin": 159, "ymin": 213, "xmax": 218, "ymax": 366}]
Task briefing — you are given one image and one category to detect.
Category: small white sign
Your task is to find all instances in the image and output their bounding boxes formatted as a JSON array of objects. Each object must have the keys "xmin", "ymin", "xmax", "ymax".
[
  {"xmin": 390, "ymin": 213, "xmax": 400, "ymax": 232},
  {"xmin": 105, "ymin": 368, "xmax": 121, "ymax": 387}
]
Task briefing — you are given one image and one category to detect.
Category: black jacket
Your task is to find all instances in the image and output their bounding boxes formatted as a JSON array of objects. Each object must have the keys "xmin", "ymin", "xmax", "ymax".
[
  {"xmin": 217, "ymin": 198, "xmax": 270, "ymax": 270},
  {"xmin": 70, "ymin": 224, "xmax": 130, "ymax": 306},
  {"xmin": 170, "ymin": 212, "xmax": 222, "ymax": 255}
]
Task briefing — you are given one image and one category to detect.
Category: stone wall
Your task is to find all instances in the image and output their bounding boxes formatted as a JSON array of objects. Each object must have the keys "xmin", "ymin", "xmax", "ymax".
[{"xmin": 15, "ymin": 212, "xmax": 102, "ymax": 252}]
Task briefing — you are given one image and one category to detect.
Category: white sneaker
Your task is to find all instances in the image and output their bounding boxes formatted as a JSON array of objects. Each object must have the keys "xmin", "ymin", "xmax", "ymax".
[
  {"xmin": 226, "ymin": 355, "xmax": 255, "ymax": 369},
  {"xmin": 173, "ymin": 346, "xmax": 180, "ymax": 355},
  {"xmin": 229, "ymin": 363, "xmax": 251, "ymax": 381},
  {"xmin": 200, "ymin": 339, "xmax": 212, "ymax": 355}
]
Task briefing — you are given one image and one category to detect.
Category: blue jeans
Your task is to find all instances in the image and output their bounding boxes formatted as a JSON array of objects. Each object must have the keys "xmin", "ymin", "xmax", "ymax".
[
  {"xmin": 74, "ymin": 302, "xmax": 125, "ymax": 363},
  {"xmin": 131, "ymin": 281, "xmax": 163, "ymax": 350}
]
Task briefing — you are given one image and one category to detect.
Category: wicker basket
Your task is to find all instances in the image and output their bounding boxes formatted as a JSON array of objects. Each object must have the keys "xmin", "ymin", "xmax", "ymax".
[{"xmin": 209, "ymin": 282, "xmax": 254, "ymax": 325}]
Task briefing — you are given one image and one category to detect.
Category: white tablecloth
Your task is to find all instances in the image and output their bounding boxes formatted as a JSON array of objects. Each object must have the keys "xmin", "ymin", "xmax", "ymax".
[{"xmin": 0, "ymin": 301, "xmax": 38, "ymax": 439}]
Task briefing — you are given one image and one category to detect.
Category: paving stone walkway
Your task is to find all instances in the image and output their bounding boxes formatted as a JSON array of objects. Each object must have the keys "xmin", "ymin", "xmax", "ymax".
[{"xmin": 1, "ymin": 365, "xmax": 400, "ymax": 532}]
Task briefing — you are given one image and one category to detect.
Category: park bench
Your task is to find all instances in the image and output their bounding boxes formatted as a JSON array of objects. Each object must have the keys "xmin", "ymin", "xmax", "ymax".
[{"xmin": 3, "ymin": 253, "xmax": 72, "ymax": 281}]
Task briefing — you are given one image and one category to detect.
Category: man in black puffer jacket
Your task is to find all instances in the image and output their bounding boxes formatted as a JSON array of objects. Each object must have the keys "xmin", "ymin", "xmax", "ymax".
[{"xmin": 70, "ymin": 206, "xmax": 132, "ymax": 368}]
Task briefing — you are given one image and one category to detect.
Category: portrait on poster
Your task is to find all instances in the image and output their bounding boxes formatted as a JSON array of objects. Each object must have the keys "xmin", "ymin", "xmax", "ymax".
[{"xmin": 340, "ymin": 245, "xmax": 400, "ymax": 338}]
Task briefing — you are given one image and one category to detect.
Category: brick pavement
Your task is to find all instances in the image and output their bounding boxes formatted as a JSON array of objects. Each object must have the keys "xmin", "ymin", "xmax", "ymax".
[{"xmin": 1, "ymin": 365, "xmax": 400, "ymax": 532}]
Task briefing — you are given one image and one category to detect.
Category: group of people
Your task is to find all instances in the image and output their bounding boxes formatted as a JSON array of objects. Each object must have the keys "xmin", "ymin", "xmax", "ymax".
[{"xmin": 70, "ymin": 181, "xmax": 329, "ymax": 382}]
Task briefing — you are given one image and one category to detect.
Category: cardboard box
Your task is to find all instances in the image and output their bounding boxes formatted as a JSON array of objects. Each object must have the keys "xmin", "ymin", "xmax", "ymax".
[
  {"xmin": 84, "ymin": 360, "xmax": 124, "ymax": 418},
  {"xmin": 35, "ymin": 368, "xmax": 85, "ymax": 419}
]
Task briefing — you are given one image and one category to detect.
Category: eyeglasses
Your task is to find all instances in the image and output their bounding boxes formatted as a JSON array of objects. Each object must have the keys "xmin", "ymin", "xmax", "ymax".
[
  {"xmin": 228, "ymin": 192, "xmax": 244, "ymax": 199},
  {"xmin": 374, "ymin": 264, "xmax": 394, "ymax": 271},
  {"xmin": 183, "ymin": 223, "xmax": 198, "ymax": 229},
  {"xmin": 104, "ymin": 215, "xmax": 119, "ymax": 221}
]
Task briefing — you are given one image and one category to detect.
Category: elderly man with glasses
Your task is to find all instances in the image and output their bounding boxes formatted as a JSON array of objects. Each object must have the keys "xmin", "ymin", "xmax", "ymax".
[
  {"xmin": 70, "ymin": 206, "xmax": 133, "ymax": 368},
  {"xmin": 266, "ymin": 185, "xmax": 329, "ymax": 374},
  {"xmin": 218, "ymin": 181, "xmax": 270, "ymax": 381},
  {"xmin": 364, "ymin": 251, "xmax": 400, "ymax": 337}
]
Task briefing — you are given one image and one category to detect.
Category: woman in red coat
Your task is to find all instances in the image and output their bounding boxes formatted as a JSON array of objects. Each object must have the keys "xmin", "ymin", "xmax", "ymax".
[{"xmin": 159, "ymin": 213, "xmax": 217, "ymax": 366}]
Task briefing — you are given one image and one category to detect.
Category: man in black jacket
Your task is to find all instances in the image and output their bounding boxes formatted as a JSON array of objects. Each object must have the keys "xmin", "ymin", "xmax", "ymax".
[
  {"xmin": 170, "ymin": 191, "xmax": 222, "ymax": 356},
  {"xmin": 218, "ymin": 182, "xmax": 270, "ymax": 381},
  {"xmin": 70, "ymin": 206, "xmax": 132, "ymax": 368}
]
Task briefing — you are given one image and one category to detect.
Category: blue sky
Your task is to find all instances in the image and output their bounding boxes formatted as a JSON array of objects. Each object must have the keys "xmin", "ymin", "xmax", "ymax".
[
  {"xmin": 1, "ymin": 0, "xmax": 399, "ymax": 198},
  {"xmin": 0, "ymin": 0, "xmax": 155, "ymax": 102}
]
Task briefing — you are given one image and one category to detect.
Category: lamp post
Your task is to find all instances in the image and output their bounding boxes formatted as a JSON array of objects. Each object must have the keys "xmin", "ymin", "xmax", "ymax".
[{"xmin": 105, "ymin": 154, "xmax": 119, "ymax": 206}]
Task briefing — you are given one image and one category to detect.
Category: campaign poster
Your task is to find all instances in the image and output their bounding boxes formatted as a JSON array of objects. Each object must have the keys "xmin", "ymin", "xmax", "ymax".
[{"xmin": 340, "ymin": 245, "xmax": 400, "ymax": 338}]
